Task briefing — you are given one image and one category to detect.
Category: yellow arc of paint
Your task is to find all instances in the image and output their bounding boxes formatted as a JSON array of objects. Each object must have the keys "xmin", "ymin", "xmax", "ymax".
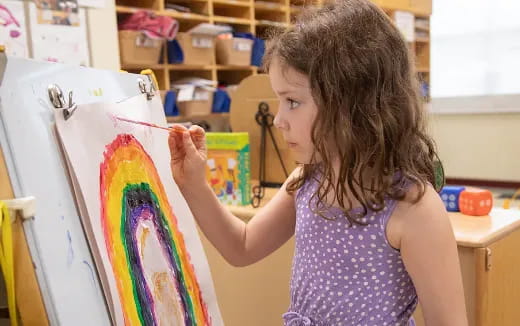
[{"xmin": 102, "ymin": 141, "xmax": 206, "ymax": 325}]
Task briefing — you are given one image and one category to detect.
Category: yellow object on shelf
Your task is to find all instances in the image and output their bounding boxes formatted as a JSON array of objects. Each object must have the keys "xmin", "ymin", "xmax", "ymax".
[{"xmin": 502, "ymin": 188, "xmax": 520, "ymax": 209}]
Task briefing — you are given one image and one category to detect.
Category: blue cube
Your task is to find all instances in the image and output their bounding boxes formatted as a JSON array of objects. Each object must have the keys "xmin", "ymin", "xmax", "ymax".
[{"xmin": 440, "ymin": 186, "xmax": 466, "ymax": 212}]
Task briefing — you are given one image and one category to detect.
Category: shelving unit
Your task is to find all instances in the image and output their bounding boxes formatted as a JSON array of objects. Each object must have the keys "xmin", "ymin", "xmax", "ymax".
[
  {"xmin": 116, "ymin": 0, "xmax": 431, "ymax": 122},
  {"xmin": 414, "ymin": 13, "xmax": 431, "ymax": 101}
]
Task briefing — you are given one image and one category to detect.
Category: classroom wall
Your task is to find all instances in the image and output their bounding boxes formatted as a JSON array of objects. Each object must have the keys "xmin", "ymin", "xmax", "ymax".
[
  {"xmin": 86, "ymin": 0, "xmax": 120, "ymax": 70},
  {"xmin": 428, "ymin": 113, "xmax": 520, "ymax": 182}
]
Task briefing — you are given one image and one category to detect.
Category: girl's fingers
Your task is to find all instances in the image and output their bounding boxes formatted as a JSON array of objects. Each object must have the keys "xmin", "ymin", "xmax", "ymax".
[
  {"xmin": 182, "ymin": 130, "xmax": 198, "ymax": 156},
  {"xmin": 171, "ymin": 124, "xmax": 188, "ymax": 133},
  {"xmin": 189, "ymin": 125, "xmax": 206, "ymax": 152},
  {"xmin": 169, "ymin": 130, "xmax": 185, "ymax": 163}
]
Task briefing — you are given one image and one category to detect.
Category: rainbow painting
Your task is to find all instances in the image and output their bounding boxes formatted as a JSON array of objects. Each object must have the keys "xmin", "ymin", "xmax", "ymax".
[{"xmin": 100, "ymin": 133, "xmax": 211, "ymax": 326}]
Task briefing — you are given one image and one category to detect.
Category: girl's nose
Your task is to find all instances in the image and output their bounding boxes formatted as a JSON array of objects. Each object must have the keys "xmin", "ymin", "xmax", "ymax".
[{"xmin": 273, "ymin": 111, "xmax": 288, "ymax": 130}]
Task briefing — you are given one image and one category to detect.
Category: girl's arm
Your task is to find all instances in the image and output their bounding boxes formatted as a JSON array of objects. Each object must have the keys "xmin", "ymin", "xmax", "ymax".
[
  {"xmin": 169, "ymin": 125, "xmax": 297, "ymax": 267},
  {"xmin": 392, "ymin": 186, "xmax": 468, "ymax": 326},
  {"xmin": 181, "ymin": 172, "xmax": 297, "ymax": 267}
]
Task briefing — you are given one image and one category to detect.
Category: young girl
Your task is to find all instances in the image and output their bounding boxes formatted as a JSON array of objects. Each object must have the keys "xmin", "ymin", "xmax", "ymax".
[{"xmin": 169, "ymin": 0, "xmax": 467, "ymax": 325}]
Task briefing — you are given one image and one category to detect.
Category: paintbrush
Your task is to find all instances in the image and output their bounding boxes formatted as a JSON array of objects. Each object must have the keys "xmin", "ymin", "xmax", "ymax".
[
  {"xmin": 115, "ymin": 116, "xmax": 182, "ymax": 133},
  {"xmin": 114, "ymin": 116, "xmax": 203, "ymax": 139}
]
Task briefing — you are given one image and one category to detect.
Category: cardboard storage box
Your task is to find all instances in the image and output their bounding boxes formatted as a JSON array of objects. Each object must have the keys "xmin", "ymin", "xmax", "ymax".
[
  {"xmin": 216, "ymin": 37, "xmax": 253, "ymax": 66},
  {"xmin": 205, "ymin": 132, "xmax": 251, "ymax": 206},
  {"xmin": 176, "ymin": 32, "xmax": 215, "ymax": 65},
  {"xmin": 118, "ymin": 30, "xmax": 163, "ymax": 65},
  {"xmin": 176, "ymin": 87, "xmax": 214, "ymax": 117},
  {"xmin": 178, "ymin": 100, "xmax": 212, "ymax": 117}
]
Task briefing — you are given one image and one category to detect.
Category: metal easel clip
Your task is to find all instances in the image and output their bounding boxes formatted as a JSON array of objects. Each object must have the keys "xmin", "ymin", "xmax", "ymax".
[
  {"xmin": 137, "ymin": 78, "xmax": 156, "ymax": 101},
  {"xmin": 138, "ymin": 69, "xmax": 158, "ymax": 101},
  {"xmin": 48, "ymin": 84, "xmax": 77, "ymax": 120}
]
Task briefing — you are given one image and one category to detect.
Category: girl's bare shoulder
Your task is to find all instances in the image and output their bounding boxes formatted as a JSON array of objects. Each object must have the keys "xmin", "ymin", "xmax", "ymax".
[{"xmin": 387, "ymin": 183, "xmax": 449, "ymax": 249}]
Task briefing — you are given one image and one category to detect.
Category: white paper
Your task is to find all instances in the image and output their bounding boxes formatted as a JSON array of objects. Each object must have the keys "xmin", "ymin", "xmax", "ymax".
[
  {"xmin": 0, "ymin": 0, "xmax": 29, "ymax": 58},
  {"xmin": 177, "ymin": 85, "xmax": 195, "ymax": 102},
  {"xmin": 188, "ymin": 23, "xmax": 232, "ymax": 36},
  {"xmin": 55, "ymin": 94, "xmax": 223, "ymax": 326},
  {"xmin": 192, "ymin": 35, "xmax": 213, "ymax": 48},
  {"xmin": 233, "ymin": 39, "xmax": 252, "ymax": 52},
  {"xmin": 173, "ymin": 77, "xmax": 217, "ymax": 87},
  {"xmin": 393, "ymin": 11, "xmax": 415, "ymax": 43},
  {"xmin": 194, "ymin": 89, "xmax": 211, "ymax": 101},
  {"xmin": 78, "ymin": 0, "xmax": 105, "ymax": 8},
  {"xmin": 28, "ymin": 3, "xmax": 90, "ymax": 66},
  {"xmin": 135, "ymin": 33, "xmax": 158, "ymax": 48}
]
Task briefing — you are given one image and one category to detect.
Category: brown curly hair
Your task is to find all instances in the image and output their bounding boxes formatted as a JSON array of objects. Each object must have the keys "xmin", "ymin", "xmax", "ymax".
[{"xmin": 263, "ymin": 0, "xmax": 443, "ymax": 224}]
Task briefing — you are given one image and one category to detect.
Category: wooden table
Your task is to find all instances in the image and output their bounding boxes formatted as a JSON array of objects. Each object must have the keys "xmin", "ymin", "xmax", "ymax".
[
  {"xmin": 226, "ymin": 187, "xmax": 279, "ymax": 222},
  {"xmin": 201, "ymin": 186, "xmax": 520, "ymax": 326}
]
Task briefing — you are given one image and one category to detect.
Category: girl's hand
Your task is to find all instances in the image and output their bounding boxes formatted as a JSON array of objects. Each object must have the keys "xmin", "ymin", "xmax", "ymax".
[{"xmin": 168, "ymin": 125, "xmax": 207, "ymax": 190}]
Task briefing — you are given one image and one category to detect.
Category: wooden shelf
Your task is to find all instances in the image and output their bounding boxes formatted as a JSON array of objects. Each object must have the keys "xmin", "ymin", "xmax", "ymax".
[
  {"xmin": 166, "ymin": 113, "xmax": 230, "ymax": 122},
  {"xmin": 212, "ymin": 0, "xmax": 251, "ymax": 8},
  {"xmin": 213, "ymin": 16, "xmax": 253, "ymax": 25},
  {"xmin": 255, "ymin": 20, "xmax": 289, "ymax": 28},
  {"xmin": 116, "ymin": 5, "xmax": 154, "ymax": 14},
  {"xmin": 290, "ymin": 5, "xmax": 302, "ymax": 13},
  {"xmin": 116, "ymin": 5, "xmax": 210, "ymax": 21},
  {"xmin": 416, "ymin": 67, "xmax": 429, "ymax": 73},
  {"xmin": 215, "ymin": 65, "xmax": 257, "ymax": 71},
  {"xmin": 415, "ymin": 25, "xmax": 430, "ymax": 32},
  {"xmin": 167, "ymin": 64, "xmax": 213, "ymax": 70},
  {"xmin": 121, "ymin": 63, "xmax": 166, "ymax": 70},
  {"xmin": 162, "ymin": 10, "xmax": 210, "ymax": 21},
  {"xmin": 413, "ymin": 11, "xmax": 431, "ymax": 19},
  {"xmin": 254, "ymin": 2, "xmax": 288, "ymax": 12},
  {"xmin": 415, "ymin": 37, "xmax": 430, "ymax": 43},
  {"xmin": 381, "ymin": 6, "xmax": 431, "ymax": 17},
  {"xmin": 121, "ymin": 64, "xmax": 257, "ymax": 71}
]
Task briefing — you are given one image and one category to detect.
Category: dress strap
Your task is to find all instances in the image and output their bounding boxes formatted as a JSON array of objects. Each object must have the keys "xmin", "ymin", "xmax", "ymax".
[{"xmin": 283, "ymin": 311, "xmax": 312, "ymax": 326}]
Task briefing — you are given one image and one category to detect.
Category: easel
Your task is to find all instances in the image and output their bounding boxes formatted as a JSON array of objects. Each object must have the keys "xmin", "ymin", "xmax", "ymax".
[
  {"xmin": 251, "ymin": 101, "xmax": 289, "ymax": 207},
  {"xmin": 0, "ymin": 45, "xmax": 48, "ymax": 326},
  {"xmin": 0, "ymin": 48, "xmax": 161, "ymax": 324}
]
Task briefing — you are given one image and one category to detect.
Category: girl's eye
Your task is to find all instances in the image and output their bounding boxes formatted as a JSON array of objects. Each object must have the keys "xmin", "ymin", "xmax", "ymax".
[{"xmin": 287, "ymin": 98, "xmax": 300, "ymax": 110}]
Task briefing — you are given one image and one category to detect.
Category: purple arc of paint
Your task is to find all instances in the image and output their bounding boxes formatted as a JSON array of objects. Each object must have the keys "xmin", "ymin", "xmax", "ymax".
[{"xmin": 126, "ymin": 201, "xmax": 194, "ymax": 325}]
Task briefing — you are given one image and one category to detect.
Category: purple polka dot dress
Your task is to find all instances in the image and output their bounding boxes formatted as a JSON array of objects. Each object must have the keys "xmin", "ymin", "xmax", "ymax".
[{"xmin": 283, "ymin": 177, "xmax": 418, "ymax": 326}]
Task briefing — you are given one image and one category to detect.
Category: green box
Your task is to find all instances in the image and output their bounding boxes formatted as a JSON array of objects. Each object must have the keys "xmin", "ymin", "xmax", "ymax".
[{"xmin": 205, "ymin": 132, "xmax": 250, "ymax": 206}]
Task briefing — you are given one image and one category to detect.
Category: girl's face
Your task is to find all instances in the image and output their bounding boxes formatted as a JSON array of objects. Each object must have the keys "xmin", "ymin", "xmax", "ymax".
[{"xmin": 269, "ymin": 58, "xmax": 318, "ymax": 164}]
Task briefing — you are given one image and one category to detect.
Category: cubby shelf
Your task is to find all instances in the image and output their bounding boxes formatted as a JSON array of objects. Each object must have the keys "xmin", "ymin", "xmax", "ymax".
[
  {"xmin": 213, "ymin": 0, "xmax": 251, "ymax": 8},
  {"xmin": 212, "ymin": 16, "xmax": 253, "ymax": 25},
  {"xmin": 116, "ymin": 5, "xmax": 210, "ymax": 21},
  {"xmin": 116, "ymin": 0, "xmax": 432, "ymax": 124}
]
